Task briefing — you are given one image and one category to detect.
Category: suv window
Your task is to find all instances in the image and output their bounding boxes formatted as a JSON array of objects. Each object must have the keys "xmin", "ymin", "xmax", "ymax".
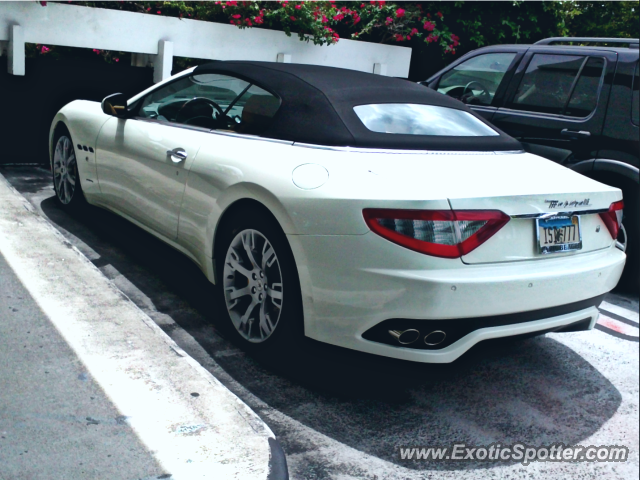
[
  {"xmin": 509, "ymin": 54, "xmax": 604, "ymax": 117},
  {"xmin": 437, "ymin": 53, "xmax": 517, "ymax": 106},
  {"xmin": 565, "ymin": 57, "xmax": 604, "ymax": 117},
  {"xmin": 633, "ymin": 62, "xmax": 639, "ymax": 126},
  {"xmin": 138, "ymin": 74, "xmax": 280, "ymax": 133}
]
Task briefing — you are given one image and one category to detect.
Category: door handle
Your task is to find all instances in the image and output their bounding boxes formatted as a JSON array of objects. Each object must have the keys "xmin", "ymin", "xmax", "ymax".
[
  {"xmin": 167, "ymin": 148, "xmax": 187, "ymax": 163},
  {"xmin": 561, "ymin": 129, "xmax": 591, "ymax": 139}
]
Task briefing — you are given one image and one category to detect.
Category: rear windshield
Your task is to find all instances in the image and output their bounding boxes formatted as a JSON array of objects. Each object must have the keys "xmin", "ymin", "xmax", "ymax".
[{"xmin": 353, "ymin": 104, "xmax": 499, "ymax": 136}]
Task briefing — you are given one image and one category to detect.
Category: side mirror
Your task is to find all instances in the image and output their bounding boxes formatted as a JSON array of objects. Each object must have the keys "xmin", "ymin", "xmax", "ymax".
[{"xmin": 101, "ymin": 93, "xmax": 130, "ymax": 117}]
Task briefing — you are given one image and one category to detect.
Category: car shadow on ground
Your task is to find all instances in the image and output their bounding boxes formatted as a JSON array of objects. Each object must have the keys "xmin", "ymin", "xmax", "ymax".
[{"xmin": 8, "ymin": 166, "xmax": 623, "ymax": 473}]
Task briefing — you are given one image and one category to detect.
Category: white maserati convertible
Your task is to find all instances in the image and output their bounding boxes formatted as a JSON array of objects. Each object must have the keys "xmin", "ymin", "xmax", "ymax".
[{"xmin": 49, "ymin": 61, "xmax": 625, "ymax": 363}]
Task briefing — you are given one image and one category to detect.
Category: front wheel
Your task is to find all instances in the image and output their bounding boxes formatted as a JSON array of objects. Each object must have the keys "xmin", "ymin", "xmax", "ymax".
[
  {"xmin": 52, "ymin": 131, "xmax": 86, "ymax": 209},
  {"xmin": 217, "ymin": 210, "xmax": 303, "ymax": 352}
]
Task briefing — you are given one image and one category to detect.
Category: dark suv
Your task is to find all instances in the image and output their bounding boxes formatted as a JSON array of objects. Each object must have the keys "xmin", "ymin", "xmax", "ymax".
[{"xmin": 423, "ymin": 37, "xmax": 639, "ymax": 289}]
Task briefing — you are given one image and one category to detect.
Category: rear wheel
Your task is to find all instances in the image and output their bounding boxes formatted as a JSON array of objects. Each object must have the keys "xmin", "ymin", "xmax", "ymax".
[
  {"xmin": 217, "ymin": 208, "xmax": 303, "ymax": 353},
  {"xmin": 619, "ymin": 185, "xmax": 639, "ymax": 291},
  {"xmin": 52, "ymin": 130, "xmax": 86, "ymax": 210}
]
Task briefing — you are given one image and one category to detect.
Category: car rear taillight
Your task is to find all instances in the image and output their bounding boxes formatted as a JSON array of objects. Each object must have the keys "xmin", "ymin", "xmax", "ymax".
[
  {"xmin": 599, "ymin": 200, "xmax": 624, "ymax": 240},
  {"xmin": 362, "ymin": 208, "xmax": 510, "ymax": 258}
]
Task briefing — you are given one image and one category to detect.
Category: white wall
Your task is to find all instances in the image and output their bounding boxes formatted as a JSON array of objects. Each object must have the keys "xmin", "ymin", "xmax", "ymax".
[{"xmin": 0, "ymin": 2, "xmax": 411, "ymax": 79}]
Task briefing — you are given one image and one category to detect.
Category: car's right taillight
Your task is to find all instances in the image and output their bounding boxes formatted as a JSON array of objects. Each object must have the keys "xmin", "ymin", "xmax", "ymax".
[
  {"xmin": 362, "ymin": 208, "xmax": 510, "ymax": 258},
  {"xmin": 599, "ymin": 200, "xmax": 624, "ymax": 239}
]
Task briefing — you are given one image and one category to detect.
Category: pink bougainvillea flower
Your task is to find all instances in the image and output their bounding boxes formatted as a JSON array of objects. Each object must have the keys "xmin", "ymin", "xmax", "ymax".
[
  {"xmin": 146, "ymin": 7, "xmax": 151, "ymax": 11},
  {"xmin": 395, "ymin": 34, "xmax": 404, "ymax": 42},
  {"xmin": 93, "ymin": 49, "xmax": 101, "ymax": 54},
  {"xmin": 423, "ymin": 21, "xmax": 435, "ymax": 31},
  {"xmin": 295, "ymin": 4, "xmax": 302, "ymax": 9},
  {"xmin": 114, "ymin": 58, "xmax": 119, "ymax": 62},
  {"xmin": 395, "ymin": 8, "xmax": 405, "ymax": 18},
  {"xmin": 245, "ymin": 18, "xmax": 253, "ymax": 26},
  {"xmin": 290, "ymin": 16, "xmax": 296, "ymax": 21},
  {"xmin": 231, "ymin": 14, "xmax": 241, "ymax": 19},
  {"xmin": 436, "ymin": 11, "xmax": 443, "ymax": 18},
  {"xmin": 321, "ymin": 14, "xmax": 328, "ymax": 23},
  {"xmin": 425, "ymin": 34, "xmax": 439, "ymax": 44},
  {"xmin": 410, "ymin": 28, "xmax": 419, "ymax": 35},
  {"xmin": 333, "ymin": 32, "xmax": 340, "ymax": 39},
  {"xmin": 360, "ymin": 3, "xmax": 365, "ymax": 7},
  {"xmin": 227, "ymin": 0, "xmax": 238, "ymax": 5},
  {"xmin": 41, "ymin": 46, "xmax": 50, "ymax": 53},
  {"xmin": 254, "ymin": 16, "xmax": 263, "ymax": 24},
  {"xmin": 157, "ymin": 11, "xmax": 161, "ymax": 14},
  {"xmin": 385, "ymin": 16, "xmax": 393, "ymax": 25},
  {"xmin": 333, "ymin": 13, "xmax": 344, "ymax": 20}
]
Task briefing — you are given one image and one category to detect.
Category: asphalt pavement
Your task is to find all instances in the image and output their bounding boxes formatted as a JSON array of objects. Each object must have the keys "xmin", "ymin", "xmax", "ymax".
[{"xmin": 0, "ymin": 165, "xmax": 638, "ymax": 480}]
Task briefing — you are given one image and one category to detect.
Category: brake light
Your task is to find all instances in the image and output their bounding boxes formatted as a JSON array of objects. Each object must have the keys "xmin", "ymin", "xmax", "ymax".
[
  {"xmin": 599, "ymin": 200, "xmax": 624, "ymax": 240},
  {"xmin": 363, "ymin": 208, "xmax": 510, "ymax": 258}
]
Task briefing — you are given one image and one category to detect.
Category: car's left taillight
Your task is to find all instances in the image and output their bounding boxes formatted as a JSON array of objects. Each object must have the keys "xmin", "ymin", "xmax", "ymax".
[
  {"xmin": 362, "ymin": 208, "xmax": 510, "ymax": 258},
  {"xmin": 599, "ymin": 200, "xmax": 624, "ymax": 240}
]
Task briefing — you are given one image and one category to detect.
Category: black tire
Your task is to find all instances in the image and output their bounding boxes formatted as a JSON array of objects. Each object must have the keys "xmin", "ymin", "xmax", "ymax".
[
  {"xmin": 618, "ymin": 184, "xmax": 639, "ymax": 292},
  {"xmin": 52, "ymin": 128, "xmax": 87, "ymax": 210},
  {"xmin": 215, "ymin": 206, "xmax": 303, "ymax": 354}
]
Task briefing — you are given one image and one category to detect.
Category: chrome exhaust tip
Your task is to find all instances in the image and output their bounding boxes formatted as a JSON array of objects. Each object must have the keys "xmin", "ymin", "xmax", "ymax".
[
  {"xmin": 424, "ymin": 330, "xmax": 446, "ymax": 346},
  {"xmin": 388, "ymin": 329, "xmax": 420, "ymax": 345}
]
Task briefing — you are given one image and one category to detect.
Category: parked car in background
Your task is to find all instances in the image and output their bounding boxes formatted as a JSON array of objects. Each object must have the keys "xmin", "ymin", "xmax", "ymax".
[{"xmin": 422, "ymin": 37, "xmax": 639, "ymax": 290}]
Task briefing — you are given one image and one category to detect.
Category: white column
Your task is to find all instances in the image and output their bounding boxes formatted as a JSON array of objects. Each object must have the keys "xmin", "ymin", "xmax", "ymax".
[
  {"xmin": 153, "ymin": 40, "xmax": 173, "ymax": 83},
  {"xmin": 276, "ymin": 53, "xmax": 292, "ymax": 63},
  {"xmin": 8, "ymin": 25, "xmax": 25, "ymax": 76},
  {"xmin": 373, "ymin": 63, "xmax": 387, "ymax": 75}
]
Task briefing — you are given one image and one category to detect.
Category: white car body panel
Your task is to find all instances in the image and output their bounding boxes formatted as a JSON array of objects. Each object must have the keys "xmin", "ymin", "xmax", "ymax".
[
  {"xmin": 95, "ymin": 117, "xmax": 203, "ymax": 240},
  {"xmin": 48, "ymin": 68, "xmax": 625, "ymax": 363}
]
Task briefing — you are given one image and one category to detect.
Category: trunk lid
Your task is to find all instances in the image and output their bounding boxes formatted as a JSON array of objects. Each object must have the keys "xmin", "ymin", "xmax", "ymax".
[{"xmin": 360, "ymin": 151, "xmax": 622, "ymax": 264}]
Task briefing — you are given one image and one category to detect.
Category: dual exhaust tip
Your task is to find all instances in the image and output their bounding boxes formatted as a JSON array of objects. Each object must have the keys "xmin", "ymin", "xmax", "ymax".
[{"xmin": 388, "ymin": 328, "xmax": 446, "ymax": 346}]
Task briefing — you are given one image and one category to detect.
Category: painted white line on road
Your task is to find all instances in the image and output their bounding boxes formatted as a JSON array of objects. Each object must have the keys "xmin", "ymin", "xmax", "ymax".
[{"xmin": 600, "ymin": 300, "xmax": 639, "ymax": 323}]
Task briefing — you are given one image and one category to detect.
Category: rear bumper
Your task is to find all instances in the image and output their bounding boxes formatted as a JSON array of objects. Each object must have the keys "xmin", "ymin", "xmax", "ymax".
[{"xmin": 289, "ymin": 232, "xmax": 625, "ymax": 363}]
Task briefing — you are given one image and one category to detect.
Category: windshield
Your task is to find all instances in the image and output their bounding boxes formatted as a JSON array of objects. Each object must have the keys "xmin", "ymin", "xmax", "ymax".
[{"xmin": 353, "ymin": 104, "xmax": 499, "ymax": 136}]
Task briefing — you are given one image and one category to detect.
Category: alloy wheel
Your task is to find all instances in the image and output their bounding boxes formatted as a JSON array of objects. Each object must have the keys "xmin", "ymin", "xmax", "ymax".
[
  {"xmin": 223, "ymin": 229, "xmax": 284, "ymax": 343},
  {"xmin": 53, "ymin": 135, "xmax": 77, "ymax": 205}
]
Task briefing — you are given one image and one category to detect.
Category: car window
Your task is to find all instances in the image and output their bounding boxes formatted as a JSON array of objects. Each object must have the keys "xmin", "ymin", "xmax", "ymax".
[
  {"xmin": 510, "ymin": 54, "xmax": 604, "ymax": 116},
  {"xmin": 437, "ymin": 53, "xmax": 517, "ymax": 106},
  {"xmin": 565, "ymin": 57, "xmax": 605, "ymax": 117},
  {"xmin": 632, "ymin": 62, "xmax": 639, "ymax": 126},
  {"xmin": 353, "ymin": 104, "xmax": 499, "ymax": 136},
  {"xmin": 137, "ymin": 74, "xmax": 280, "ymax": 133}
]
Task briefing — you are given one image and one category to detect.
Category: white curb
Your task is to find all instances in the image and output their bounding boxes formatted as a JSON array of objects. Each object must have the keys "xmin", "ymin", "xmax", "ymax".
[{"xmin": 0, "ymin": 172, "xmax": 287, "ymax": 479}]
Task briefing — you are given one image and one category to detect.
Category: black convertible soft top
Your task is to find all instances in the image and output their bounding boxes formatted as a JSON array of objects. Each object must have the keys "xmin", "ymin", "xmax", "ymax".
[{"xmin": 193, "ymin": 61, "xmax": 522, "ymax": 151}]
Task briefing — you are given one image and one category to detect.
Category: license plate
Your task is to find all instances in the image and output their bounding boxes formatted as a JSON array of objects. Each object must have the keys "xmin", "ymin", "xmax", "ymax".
[{"xmin": 536, "ymin": 215, "xmax": 582, "ymax": 254}]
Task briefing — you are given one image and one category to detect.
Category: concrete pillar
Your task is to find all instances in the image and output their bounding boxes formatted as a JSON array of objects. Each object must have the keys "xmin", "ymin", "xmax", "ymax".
[
  {"xmin": 8, "ymin": 25, "xmax": 25, "ymax": 76},
  {"xmin": 153, "ymin": 40, "xmax": 173, "ymax": 83},
  {"xmin": 276, "ymin": 53, "xmax": 292, "ymax": 63}
]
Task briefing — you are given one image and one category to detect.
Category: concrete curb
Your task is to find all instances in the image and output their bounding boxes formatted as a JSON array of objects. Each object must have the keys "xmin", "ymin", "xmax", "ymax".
[{"xmin": 0, "ymin": 172, "xmax": 288, "ymax": 479}]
